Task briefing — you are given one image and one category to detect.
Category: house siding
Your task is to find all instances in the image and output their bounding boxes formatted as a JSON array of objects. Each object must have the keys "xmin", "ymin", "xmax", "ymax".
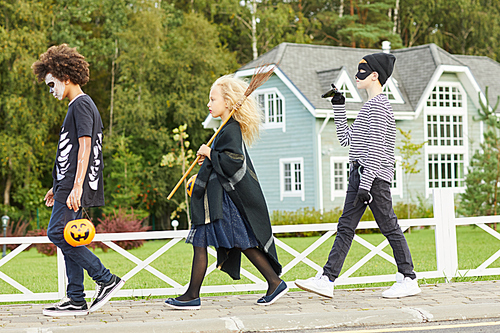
[
  {"xmin": 319, "ymin": 116, "xmax": 350, "ymax": 209},
  {"xmin": 248, "ymin": 76, "xmax": 317, "ymax": 212},
  {"xmin": 395, "ymin": 116, "xmax": 427, "ymax": 203}
]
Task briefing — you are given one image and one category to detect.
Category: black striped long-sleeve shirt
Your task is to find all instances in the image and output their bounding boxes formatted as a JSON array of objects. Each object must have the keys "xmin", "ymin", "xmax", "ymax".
[{"xmin": 332, "ymin": 93, "xmax": 396, "ymax": 191}]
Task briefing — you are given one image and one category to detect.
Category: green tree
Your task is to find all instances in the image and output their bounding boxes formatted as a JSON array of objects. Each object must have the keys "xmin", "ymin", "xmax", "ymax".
[
  {"xmin": 459, "ymin": 88, "xmax": 500, "ymax": 217},
  {"xmin": 396, "ymin": 128, "xmax": 425, "ymax": 219},
  {"xmin": 111, "ymin": 2, "xmax": 237, "ymax": 229},
  {"xmin": 336, "ymin": 0, "xmax": 402, "ymax": 48},
  {"xmin": 0, "ymin": 0, "xmax": 59, "ymax": 221},
  {"xmin": 398, "ymin": 0, "xmax": 437, "ymax": 47},
  {"xmin": 102, "ymin": 136, "xmax": 145, "ymax": 216},
  {"xmin": 171, "ymin": 0, "xmax": 316, "ymax": 64},
  {"xmin": 399, "ymin": 0, "xmax": 500, "ymax": 61},
  {"xmin": 161, "ymin": 124, "xmax": 195, "ymax": 227}
]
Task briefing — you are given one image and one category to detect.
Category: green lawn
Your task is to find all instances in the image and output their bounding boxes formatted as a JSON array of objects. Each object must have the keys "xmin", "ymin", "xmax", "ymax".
[{"xmin": 1, "ymin": 225, "xmax": 499, "ymax": 299}]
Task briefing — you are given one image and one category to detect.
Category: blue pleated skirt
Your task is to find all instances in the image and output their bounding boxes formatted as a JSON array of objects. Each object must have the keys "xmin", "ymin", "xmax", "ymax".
[{"xmin": 186, "ymin": 191, "xmax": 258, "ymax": 250}]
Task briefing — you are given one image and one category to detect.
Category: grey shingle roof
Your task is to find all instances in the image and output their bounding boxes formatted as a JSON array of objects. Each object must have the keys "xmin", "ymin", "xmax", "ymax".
[
  {"xmin": 455, "ymin": 55, "xmax": 500, "ymax": 109},
  {"xmin": 239, "ymin": 42, "xmax": 498, "ymax": 116},
  {"xmin": 317, "ymin": 67, "xmax": 342, "ymax": 94}
]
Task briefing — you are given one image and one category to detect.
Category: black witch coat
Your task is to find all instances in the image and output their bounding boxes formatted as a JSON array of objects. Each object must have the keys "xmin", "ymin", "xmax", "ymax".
[{"xmin": 190, "ymin": 117, "xmax": 282, "ymax": 280}]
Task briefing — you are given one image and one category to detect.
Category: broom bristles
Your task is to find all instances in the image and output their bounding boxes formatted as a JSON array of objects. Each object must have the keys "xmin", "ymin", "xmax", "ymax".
[
  {"xmin": 229, "ymin": 63, "xmax": 277, "ymax": 113},
  {"xmin": 245, "ymin": 63, "xmax": 276, "ymax": 97},
  {"xmin": 167, "ymin": 63, "xmax": 277, "ymax": 201}
]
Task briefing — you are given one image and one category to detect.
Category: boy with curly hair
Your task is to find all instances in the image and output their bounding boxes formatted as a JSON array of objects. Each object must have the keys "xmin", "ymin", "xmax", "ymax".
[{"xmin": 32, "ymin": 44, "xmax": 124, "ymax": 316}]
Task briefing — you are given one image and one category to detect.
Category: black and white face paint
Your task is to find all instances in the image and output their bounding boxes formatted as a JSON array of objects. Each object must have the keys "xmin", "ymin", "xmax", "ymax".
[
  {"xmin": 45, "ymin": 73, "xmax": 65, "ymax": 100},
  {"xmin": 355, "ymin": 61, "xmax": 373, "ymax": 81}
]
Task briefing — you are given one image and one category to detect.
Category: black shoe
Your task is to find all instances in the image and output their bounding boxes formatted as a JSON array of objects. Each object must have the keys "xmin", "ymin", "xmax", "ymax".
[
  {"xmin": 256, "ymin": 280, "xmax": 289, "ymax": 306},
  {"xmin": 165, "ymin": 297, "xmax": 201, "ymax": 310},
  {"xmin": 89, "ymin": 274, "xmax": 125, "ymax": 312},
  {"xmin": 43, "ymin": 297, "xmax": 88, "ymax": 316}
]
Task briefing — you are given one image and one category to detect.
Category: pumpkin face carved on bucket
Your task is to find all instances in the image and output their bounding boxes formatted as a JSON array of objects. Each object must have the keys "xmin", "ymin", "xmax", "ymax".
[{"xmin": 64, "ymin": 219, "xmax": 96, "ymax": 247}]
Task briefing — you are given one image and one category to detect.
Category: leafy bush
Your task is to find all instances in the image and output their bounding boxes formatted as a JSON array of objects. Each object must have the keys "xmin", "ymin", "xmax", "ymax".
[
  {"xmin": 6, "ymin": 218, "xmax": 31, "ymax": 251},
  {"xmin": 91, "ymin": 208, "xmax": 151, "ymax": 251},
  {"xmin": 271, "ymin": 197, "xmax": 434, "ymax": 237},
  {"xmin": 27, "ymin": 229, "xmax": 57, "ymax": 256},
  {"xmin": 393, "ymin": 195, "xmax": 434, "ymax": 219}
]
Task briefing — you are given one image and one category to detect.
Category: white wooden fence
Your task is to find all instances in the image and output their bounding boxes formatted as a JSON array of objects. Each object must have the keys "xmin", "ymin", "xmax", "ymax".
[{"xmin": 0, "ymin": 188, "xmax": 499, "ymax": 302}]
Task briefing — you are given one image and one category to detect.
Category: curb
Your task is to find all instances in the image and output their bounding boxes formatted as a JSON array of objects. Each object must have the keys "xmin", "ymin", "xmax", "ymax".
[{"xmin": 3, "ymin": 302, "xmax": 500, "ymax": 333}]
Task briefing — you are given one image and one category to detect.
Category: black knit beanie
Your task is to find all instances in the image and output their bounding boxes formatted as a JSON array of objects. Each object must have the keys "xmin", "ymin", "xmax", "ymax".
[{"xmin": 362, "ymin": 52, "xmax": 396, "ymax": 86}]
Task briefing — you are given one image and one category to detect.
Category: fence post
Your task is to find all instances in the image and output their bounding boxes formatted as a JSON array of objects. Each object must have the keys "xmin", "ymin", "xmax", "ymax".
[
  {"xmin": 433, "ymin": 188, "xmax": 458, "ymax": 282},
  {"xmin": 57, "ymin": 248, "xmax": 67, "ymax": 299}
]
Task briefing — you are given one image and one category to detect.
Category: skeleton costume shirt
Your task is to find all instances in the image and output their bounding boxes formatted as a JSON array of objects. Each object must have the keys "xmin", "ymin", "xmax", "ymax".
[{"xmin": 52, "ymin": 94, "xmax": 105, "ymax": 207}]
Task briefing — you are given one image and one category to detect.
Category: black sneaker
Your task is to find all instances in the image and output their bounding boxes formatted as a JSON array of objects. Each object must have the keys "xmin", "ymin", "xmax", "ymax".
[
  {"xmin": 43, "ymin": 297, "xmax": 88, "ymax": 316},
  {"xmin": 89, "ymin": 274, "xmax": 125, "ymax": 312}
]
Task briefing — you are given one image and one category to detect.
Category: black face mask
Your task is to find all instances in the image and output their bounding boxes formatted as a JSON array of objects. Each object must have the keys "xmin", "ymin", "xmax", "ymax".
[{"xmin": 355, "ymin": 63, "xmax": 373, "ymax": 80}]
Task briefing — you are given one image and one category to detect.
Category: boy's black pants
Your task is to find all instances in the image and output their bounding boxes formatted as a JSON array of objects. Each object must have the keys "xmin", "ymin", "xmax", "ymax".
[{"xmin": 323, "ymin": 164, "xmax": 416, "ymax": 281}]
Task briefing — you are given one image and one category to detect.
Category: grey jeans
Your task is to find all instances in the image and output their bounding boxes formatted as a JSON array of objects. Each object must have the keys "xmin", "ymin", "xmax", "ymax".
[{"xmin": 323, "ymin": 165, "xmax": 416, "ymax": 281}]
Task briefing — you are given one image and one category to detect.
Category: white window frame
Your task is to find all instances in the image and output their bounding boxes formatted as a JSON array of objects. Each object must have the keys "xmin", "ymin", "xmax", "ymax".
[
  {"xmin": 427, "ymin": 153, "xmax": 465, "ymax": 191},
  {"xmin": 280, "ymin": 157, "xmax": 305, "ymax": 201},
  {"xmin": 382, "ymin": 78, "xmax": 405, "ymax": 104},
  {"xmin": 330, "ymin": 156, "xmax": 403, "ymax": 199},
  {"xmin": 424, "ymin": 82, "xmax": 467, "ymax": 195},
  {"xmin": 335, "ymin": 70, "xmax": 362, "ymax": 103},
  {"xmin": 330, "ymin": 156, "xmax": 349, "ymax": 200},
  {"xmin": 256, "ymin": 88, "xmax": 285, "ymax": 132}
]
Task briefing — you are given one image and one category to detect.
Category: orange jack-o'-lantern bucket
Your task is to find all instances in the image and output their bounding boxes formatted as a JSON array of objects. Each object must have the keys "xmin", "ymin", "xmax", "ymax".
[{"xmin": 63, "ymin": 219, "xmax": 96, "ymax": 247}]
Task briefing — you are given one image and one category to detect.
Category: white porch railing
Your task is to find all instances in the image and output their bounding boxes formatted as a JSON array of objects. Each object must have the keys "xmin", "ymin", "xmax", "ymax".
[{"xmin": 0, "ymin": 188, "xmax": 499, "ymax": 302}]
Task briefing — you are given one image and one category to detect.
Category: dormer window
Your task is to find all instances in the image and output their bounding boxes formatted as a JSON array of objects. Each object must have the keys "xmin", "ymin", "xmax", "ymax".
[
  {"xmin": 338, "ymin": 82, "xmax": 353, "ymax": 99},
  {"xmin": 336, "ymin": 70, "xmax": 362, "ymax": 103},
  {"xmin": 382, "ymin": 78, "xmax": 404, "ymax": 104}
]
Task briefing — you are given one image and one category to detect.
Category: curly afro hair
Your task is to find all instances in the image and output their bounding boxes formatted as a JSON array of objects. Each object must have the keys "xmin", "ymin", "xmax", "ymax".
[{"xmin": 32, "ymin": 44, "xmax": 90, "ymax": 86}]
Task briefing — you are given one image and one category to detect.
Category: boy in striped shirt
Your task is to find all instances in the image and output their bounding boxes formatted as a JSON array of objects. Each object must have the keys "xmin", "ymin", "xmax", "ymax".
[{"xmin": 296, "ymin": 52, "xmax": 421, "ymax": 299}]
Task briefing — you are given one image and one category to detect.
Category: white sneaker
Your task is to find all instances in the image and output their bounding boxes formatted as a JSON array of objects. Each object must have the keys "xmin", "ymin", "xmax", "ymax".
[
  {"xmin": 382, "ymin": 272, "xmax": 421, "ymax": 298},
  {"xmin": 295, "ymin": 274, "xmax": 334, "ymax": 298}
]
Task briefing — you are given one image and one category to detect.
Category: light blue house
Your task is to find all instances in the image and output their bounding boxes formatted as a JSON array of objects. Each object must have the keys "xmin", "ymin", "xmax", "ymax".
[{"xmin": 204, "ymin": 42, "xmax": 500, "ymax": 213}]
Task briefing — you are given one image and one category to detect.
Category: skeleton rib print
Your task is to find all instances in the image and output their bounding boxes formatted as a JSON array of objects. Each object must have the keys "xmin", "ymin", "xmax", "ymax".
[
  {"xmin": 88, "ymin": 133, "xmax": 102, "ymax": 191},
  {"xmin": 56, "ymin": 127, "xmax": 72, "ymax": 181}
]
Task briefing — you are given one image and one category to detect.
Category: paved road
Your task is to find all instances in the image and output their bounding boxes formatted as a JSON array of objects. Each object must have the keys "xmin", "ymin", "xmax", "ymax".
[
  {"xmin": 1, "ymin": 280, "xmax": 500, "ymax": 332},
  {"xmin": 273, "ymin": 320, "xmax": 500, "ymax": 332}
]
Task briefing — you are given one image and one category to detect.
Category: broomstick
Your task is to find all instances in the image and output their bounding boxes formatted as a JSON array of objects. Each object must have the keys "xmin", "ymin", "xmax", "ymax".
[{"xmin": 167, "ymin": 63, "xmax": 277, "ymax": 200}]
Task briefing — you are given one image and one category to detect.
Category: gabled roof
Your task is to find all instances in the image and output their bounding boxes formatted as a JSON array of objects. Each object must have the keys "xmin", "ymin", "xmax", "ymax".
[
  {"xmin": 317, "ymin": 67, "xmax": 342, "ymax": 93},
  {"xmin": 239, "ymin": 43, "xmax": 498, "ymax": 118},
  {"xmin": 454, "ymin": 55, "xmax": 500, "ymax": 107}
]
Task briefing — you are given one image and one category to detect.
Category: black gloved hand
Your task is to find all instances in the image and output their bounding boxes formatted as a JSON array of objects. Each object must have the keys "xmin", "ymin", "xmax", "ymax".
[
  {"xmin": 353, "ymin": 188, "xmax": 372, "ymax": 207},
  {"xmin": 330, "ymin": 92, "xmax": 345, "ymax": 105}
]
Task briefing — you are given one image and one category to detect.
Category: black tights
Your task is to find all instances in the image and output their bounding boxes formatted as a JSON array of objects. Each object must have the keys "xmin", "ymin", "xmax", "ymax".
[{"xmin": 176, "ymin": 246, "xmax": 281, "ymax": 301}]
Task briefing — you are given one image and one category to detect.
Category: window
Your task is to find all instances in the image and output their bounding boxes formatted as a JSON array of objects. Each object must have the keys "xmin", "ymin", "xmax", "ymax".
[
  {"xmin": 382, "ymin": 78, "xmax": 404, "ymax": 104},
  {"xmin": 338, "ymin": 82, "xmax": 353, "ymax": 99},
  {"xmin": 335, "ymin": 70, "xmax": 362, "ymax": 102},
  {"xmin": 257, "ymin": 88, "xmax": 285, "ymax": 131},
  {"xmin": 428, "ymin": 153, "xmax": 464, "ymax": 188},
  {"xmin": 390, "ymin": 157, "xmax": 403, "ymax": 197},
  {"xmin": 425, "ymin": 83, "xmax": 467, "ymax": 193},
  {"xmin": 330, "ymin": 156, "xmax": 401, "ymax": 199},
  {"xmin": 383, "ymin": 84, "xmax": 396, "ymax": 101},
  {"xmin": 330, "ymin": 157, "xmax": 349, "ymax": 200},
  {"xmin": 426, "ymin": 85, "xmax": 462, "ymax": 108},
  {"xmin": 427, "ymin": 115, "xmax": 463, "ymax": 146},
  {"xmin": 280, "ymin": 158, "xmax": 304, "ymax": 200}
]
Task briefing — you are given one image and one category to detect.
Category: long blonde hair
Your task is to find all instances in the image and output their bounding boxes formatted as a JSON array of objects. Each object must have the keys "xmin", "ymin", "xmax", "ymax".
[{"xmin": 212, "ymin": 75, "xmax": 263, "ymax": 146}]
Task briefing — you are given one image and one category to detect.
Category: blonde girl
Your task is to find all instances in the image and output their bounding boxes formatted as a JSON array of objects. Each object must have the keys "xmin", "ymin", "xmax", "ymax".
[{"xmin": 165, "ymin": 75, "xmax": 287, "ymax": 310}]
